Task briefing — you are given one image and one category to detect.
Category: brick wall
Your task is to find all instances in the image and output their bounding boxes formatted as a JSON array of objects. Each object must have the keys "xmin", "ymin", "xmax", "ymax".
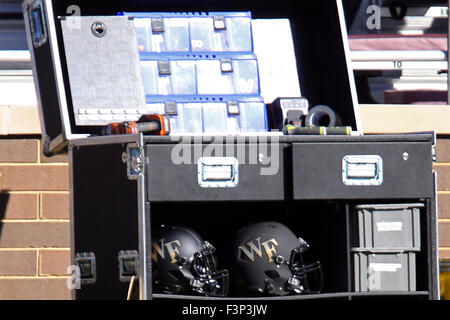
[
  {"xmin": 0, "ymin": 137, "xmax": 71, "ymax": 299},
  {"xmin": 436, "ymin": 137, "xmax": 450, "ymax": 262}
]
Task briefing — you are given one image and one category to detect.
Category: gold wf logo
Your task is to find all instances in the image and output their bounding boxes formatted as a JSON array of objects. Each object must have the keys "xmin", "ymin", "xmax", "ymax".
[
  {"xmin": 151, "ymin": 238, "xmax": 181, "ymax": 264},
  {"xmin": 239, "ymin": 237, "xmax": 278, "ymax": 263}
]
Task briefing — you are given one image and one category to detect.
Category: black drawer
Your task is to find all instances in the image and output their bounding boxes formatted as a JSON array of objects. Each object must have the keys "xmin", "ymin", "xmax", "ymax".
[
  {"xmin": 292, "ymin": 142, "xmax": 433, "ymax": 200},
  {"xmin": 146, "ymin": 143, "xmax": 286, "ymax": 201}
]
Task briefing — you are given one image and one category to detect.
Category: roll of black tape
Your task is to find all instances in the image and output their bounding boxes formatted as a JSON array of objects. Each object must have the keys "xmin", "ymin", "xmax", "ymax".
[{"xmin": 305, "ymin": 105, "xmax": 341, "ymax": 127}]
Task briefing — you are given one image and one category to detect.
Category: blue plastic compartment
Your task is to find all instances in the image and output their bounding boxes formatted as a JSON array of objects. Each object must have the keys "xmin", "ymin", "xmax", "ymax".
[
  {"xmin": 140, "ymin": 55, "xmax": 260, "ymax": 96},
  {"xmin": 133, "ymin": 17, "xmax": 190, "ymax": 52},
  {"xmin": 121, "ymin": 11, "xmax": 267, "ymax": 134},
  {"xmin": 195, "ymin": 57, "xmax": 259, "ymax": 95},
  {"xmin": 122, "ymin": 11, "xmax": 253, "ymax": 53},
  {"xmin": 140, "ymin": 59, "xmax": 196, "ymax": 95},
  {"xmin": 145, "ymin": 99, "xmax": 268, "ymax": 134}
]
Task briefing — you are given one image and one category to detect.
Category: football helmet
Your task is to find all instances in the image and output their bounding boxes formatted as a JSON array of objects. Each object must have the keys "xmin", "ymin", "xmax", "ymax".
[
  {"xmin": 226, "ymin": 221, "xmax": 323, "ymax": 296},
  {"xmin": 151, "ymin": 225, "xmax": 229, "ymax": 296}
]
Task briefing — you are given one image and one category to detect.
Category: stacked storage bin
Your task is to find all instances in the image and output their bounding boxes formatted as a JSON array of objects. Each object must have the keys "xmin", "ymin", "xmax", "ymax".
[
  {"xmin": 351, "ymin": 203, "xmax": 423, "ymax": 292},
  {"xmin": 123, "ymin": 12, "xmax": 268, "ymax": 134}
]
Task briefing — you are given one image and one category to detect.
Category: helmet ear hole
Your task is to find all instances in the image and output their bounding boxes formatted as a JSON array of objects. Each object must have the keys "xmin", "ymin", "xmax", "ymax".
[
  {"xmin": 169, "ymin": 269, "xmax": 185, "ymax": 281},
  {"xmin": 264, "ymin": 270, "xmax": 280, "ymax": 279}
]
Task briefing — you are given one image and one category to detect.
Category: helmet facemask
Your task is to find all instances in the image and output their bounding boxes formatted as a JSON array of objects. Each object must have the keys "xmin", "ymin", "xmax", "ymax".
[
  {"xmin": 262, "ymin": 237, "xmax": 323, "ymax": 296},
  {"xmin": 286, "ymin": 237, "xmax": 323, "ymax": 294},
  {"xmin": 189, "ymin": 241, "xmax": 230, "ymax": 297},
  {"xmin": 155, "ymin": 241, "xmax": 229, "ymax": 296}
]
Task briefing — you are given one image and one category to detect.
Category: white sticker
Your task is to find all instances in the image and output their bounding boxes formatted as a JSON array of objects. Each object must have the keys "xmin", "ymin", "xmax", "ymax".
[
  {"xmin": 376, "ymin": 221, "xmax": 403, "ymax": 232},
  {"xmin": 369, "ymin": 263, "xmax": 402, "ymax": 272}
]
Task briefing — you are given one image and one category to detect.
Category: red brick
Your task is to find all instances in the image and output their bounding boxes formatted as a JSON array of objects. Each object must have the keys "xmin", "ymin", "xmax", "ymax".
[
  {"xmin": 439, "ymin": 221, "xmax": 450, "ymax": 247},
  {"xmin": 0, "ymin": 165, "xmax": 69, "ymax": 191},
  {"xmin": 41, "ymin": 153, "xmax": 69, "ymax": 164},
  {"xmin": 0, "ymin": 139, "xmax": 38, "ymax": 163},
  {"xmin": 39, "ymin": 250, "xmax": 70, "ymax": 276},
  {"xmin": 434, "ymin": 165, "xmax": 450, "ymax": 192},
  {"xmin": 0, "ymin": 250, "xmax": 36, "ymax": 276},
  {"xmin": 41, "ymin": 193, "xmax": 70, "ymax": 219},
  {"xmin": 439, "ymin": 193, "xmax": 450, "ymax": 219},
  {"xmin": 0, "ymin": 193, "xmax": 38, "ymax": 220},
  {"xmin": 0, "ymin": 278, "xmax": 72, "ymax": 300},
  {"xmin": 436, "ymin": 138, "xmax": 450, "ymax": 163},
  {"xmin": 0, "ymin": 222, "xmax": 70, "ymax": 248}
]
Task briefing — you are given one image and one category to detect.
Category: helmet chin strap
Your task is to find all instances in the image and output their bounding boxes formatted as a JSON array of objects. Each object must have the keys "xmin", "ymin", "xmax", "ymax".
[
  {"xmin": 286, "ymin": 276, "xmax": 304, "ymax": 294},
  {"xmin": 261, "ymin": 276, "xmax": 304, "ymax": 296}
]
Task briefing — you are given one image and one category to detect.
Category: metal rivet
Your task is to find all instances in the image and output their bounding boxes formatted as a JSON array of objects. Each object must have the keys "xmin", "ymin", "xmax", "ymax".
[
  {"xmin": 91, "ymin": 21, "xmax": 107, "ymax": 38},
  {"xmin": 121, "ymin": 152, "xmax": 128, "ymax": 164},
  {"xmin": 131, "ymin": 156, "xmax": 143, "ymax": 173},
  {"xmin": 275, "ymin": 255, "xmax": 284, "ymax": 264},
  {"xmin": 402, "ymin": 152, "xmax": 409, "ymax": 161}
]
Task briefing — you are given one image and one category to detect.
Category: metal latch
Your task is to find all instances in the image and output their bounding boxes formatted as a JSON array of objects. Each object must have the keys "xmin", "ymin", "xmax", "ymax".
[
  {"xmin": 198, "ymin": 157, "xmax": 239, "ymax": 188},
  {"xmin": 118, "ymin": 250, "xmax": 139, "ymax": 282},
  {"xmin": 342, "ymin": 155, "xmax": 383, "ymax": 186},
  {"xmin": 123, "ymin": 144, "xmax": 144, "ymax": 180},
  {"xmin": 74, "ymin": 252, "xmax": 96, "ymax": 285},
  {"xmin": 151, "ymin": 17, "xmax": 164, "ymax": 33},
  {"xmin": 165, "ymin": 101, "xmax": 178, "ymax": 115},
  {"xmin": 220, "ymin": 58, "xmax": 233, "ymax": 73},
  {"xmin": 158, "ymin": 60, "xmax": 171, "ymax": 75},
  {"xmin": 227, "ymin": 101, "xmax": 240, "ymax": 115},
  {"xmin": 213, "ymin": 16, "xmax": 226, "ymax": 30}
]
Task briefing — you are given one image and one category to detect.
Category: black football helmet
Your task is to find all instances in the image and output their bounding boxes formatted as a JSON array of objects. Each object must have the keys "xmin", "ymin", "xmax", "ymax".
[
  {"xmin": 151, "ymin": 225, "xmax": 229, "ymax": 296},
  {"xmin": 226, "ymin": 221, "xmax": 323, "ymax": 296}
]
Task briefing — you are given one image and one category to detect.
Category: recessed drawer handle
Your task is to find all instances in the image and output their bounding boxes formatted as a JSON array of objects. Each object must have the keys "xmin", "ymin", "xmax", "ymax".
[
  {"xmin": 342, "ymin": 155, "xmax": 383, "ymax": 186},
  {"xmin": 198, "ymin": 157, "xmax": 239, "ymax": 188}
]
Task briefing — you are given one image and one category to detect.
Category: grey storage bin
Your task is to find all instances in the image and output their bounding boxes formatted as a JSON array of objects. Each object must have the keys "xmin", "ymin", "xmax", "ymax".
[
  {"xmin": 353, "ymin": 203, "xmax": 423, "ymax": 251},
  {"xmin": 353, "ymin": 250, "xmax": 416, "ymax": 292}
]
